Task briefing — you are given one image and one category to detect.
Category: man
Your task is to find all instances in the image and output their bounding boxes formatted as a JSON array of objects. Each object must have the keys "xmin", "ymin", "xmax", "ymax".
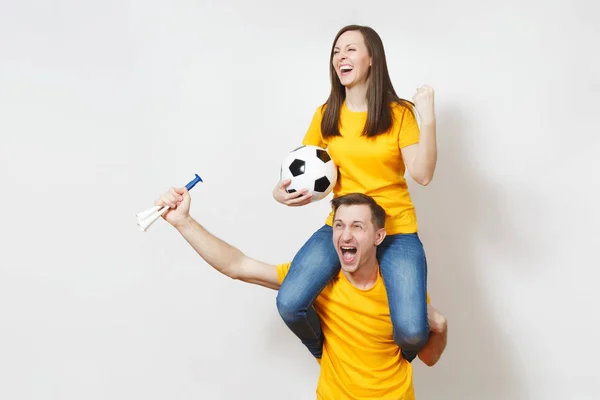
[{"xmin": 155, "ymin": 187, "xmax": 448, "ymax": 400}]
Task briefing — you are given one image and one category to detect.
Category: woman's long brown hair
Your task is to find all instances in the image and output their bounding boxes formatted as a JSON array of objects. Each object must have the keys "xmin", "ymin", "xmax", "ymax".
[{"xmin": 321, "ymin": 25, "xmax": 415, "ymax": 139}]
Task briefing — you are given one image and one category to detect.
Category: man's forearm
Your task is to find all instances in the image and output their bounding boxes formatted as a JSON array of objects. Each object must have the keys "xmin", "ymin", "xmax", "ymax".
[
  {"xmin": 174, "ymin": 216, "xmax": 244, "ymax": 279},
  {"xmin": 418, "ymin": 328, "xmax": 447, "ymax": 366},
  {"xmin": 418, "ymin": 304, "xmax": 447, "ymax": 366}
]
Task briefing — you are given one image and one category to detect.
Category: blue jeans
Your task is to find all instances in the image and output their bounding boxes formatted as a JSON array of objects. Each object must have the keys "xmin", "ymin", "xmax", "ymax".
[{"xmin": 276, "ymin": 224, "xmax": 429, "ymax": 361}]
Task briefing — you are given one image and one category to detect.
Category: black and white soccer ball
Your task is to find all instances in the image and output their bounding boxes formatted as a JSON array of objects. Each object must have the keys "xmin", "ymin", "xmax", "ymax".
[{"xmin": 280, "ymin": 145, "xmax": 338, "ymax": 202}]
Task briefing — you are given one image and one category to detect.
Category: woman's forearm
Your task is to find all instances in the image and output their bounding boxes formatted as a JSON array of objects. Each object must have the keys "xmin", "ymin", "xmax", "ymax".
[{"xmin": 411, "ymin": 119, "xmax": 437, "ymax": 185}]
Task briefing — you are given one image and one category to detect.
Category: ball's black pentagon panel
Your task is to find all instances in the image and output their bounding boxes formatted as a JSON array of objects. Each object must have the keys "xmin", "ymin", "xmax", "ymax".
[
  {"xmin": 289, "ymin": 159, "xmax": 306, "ymax": 177},
  {"xmin": 316, "ymin": 149, "xmax": 331, "ymax": 163},
  {"xmin": 314, "ymin": 176, "xmax": 331, "ymax": 192},
  {"xmin": 286, "ymin": 188, "xmax": 297, "ymax": 194}
]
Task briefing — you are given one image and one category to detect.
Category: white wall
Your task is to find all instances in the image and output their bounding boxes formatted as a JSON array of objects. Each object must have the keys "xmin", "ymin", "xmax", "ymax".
[{"xmin": 1, "ymin": 0, "xmax": 598, "ymax": 399}]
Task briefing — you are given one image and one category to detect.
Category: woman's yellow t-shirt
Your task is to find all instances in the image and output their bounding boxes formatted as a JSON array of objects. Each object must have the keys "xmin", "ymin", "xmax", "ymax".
[{"xmin": 302, "ymin": 102, "xmax": 420, "ymax": 234}]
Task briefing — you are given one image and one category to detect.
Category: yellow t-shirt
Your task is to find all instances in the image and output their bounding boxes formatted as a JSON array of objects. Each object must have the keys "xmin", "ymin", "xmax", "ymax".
[
  {"xmin": 277, "ymin": 262, "xmax": 430, "ymax": 400},
  {"xmin": 302, "ymin": 102, "xmax": 420, "ymax": 234}
]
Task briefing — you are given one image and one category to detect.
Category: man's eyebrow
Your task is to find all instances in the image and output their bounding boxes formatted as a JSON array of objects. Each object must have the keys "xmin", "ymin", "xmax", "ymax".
[{"xmin": 333, "ymin": 219, "xmax": 365, "ymax": 224}]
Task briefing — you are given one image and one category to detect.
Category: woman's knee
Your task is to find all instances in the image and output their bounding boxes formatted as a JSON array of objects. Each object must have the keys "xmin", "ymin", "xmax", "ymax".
[
  {"xmin": 276, "ymin": 288, "xmax": 305, "ymax": 323},
  {"xmin": 393, "ymin": 317, "xmax": 429, "ymax": 349}
]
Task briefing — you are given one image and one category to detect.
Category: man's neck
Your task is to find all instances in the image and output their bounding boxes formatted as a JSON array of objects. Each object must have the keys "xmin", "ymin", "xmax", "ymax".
[
  {"xmin": 344, "ymin": 82, "xmax": 369, "ymax": 112},
  {"xmin": 343, "ymin": 258, "xmax": 379, "ymax": 290}
]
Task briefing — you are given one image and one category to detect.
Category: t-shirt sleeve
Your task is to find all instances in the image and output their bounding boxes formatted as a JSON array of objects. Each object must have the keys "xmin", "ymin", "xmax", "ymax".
[
  {"xmin": 397, "ymin": 106, "xmax": 420, "ymax": 149},
  {"xmin": 276, "ymin": 262, "xmax": 292, "ymax": 284},
  {"xmin": 302, "ymin": 106, "xmax": 326, "ymax": 148}
]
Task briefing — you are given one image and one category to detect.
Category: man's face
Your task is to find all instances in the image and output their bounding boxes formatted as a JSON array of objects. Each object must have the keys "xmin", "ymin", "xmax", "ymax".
[{"xmin": 332, "ymin": 204, "xmax": 385, "ymax": 273}]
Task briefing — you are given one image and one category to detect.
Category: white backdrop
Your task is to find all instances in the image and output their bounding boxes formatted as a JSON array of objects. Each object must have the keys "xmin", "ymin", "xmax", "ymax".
[{"xmin": 1, "ymin": 0, "xmax": 599, "ymax": 399}]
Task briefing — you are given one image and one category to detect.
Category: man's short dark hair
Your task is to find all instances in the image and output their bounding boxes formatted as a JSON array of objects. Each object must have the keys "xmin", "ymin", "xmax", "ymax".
[{"xmin": 331, "ymin": 193, "xmax": 386, "ymax": 229}]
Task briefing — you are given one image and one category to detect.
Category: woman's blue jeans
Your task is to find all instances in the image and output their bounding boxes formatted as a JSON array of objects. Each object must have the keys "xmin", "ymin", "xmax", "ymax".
[{"xmin": 276, "ymin": 224, "xmax": 429, "ymax": 361}]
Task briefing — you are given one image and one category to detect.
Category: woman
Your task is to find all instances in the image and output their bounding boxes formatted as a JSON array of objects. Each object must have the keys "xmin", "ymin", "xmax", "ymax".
[{"xmin": 273, "ymin": 25, "xmax": 437, "ymax": 363}]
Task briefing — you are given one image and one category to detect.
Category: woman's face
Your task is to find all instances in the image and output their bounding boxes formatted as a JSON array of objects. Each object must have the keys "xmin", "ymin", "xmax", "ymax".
[{"xmin": 332, "ymin": 30, "xmax": 372, "ymax": 89}]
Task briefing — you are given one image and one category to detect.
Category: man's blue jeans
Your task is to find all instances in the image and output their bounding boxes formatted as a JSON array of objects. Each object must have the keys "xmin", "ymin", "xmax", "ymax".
[{"xmin": 276, "ymin": 224, "xmax": 429, "ymax": 361}]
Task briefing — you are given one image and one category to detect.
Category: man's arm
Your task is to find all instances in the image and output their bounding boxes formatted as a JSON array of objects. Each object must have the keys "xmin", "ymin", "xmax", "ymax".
[
  {"xmin": 418, "ymin": 304, "xmax": 448, "ymax": 366},
  {"xmin": 175, "ymin": 215, "xmax": 281, "ymax": 289},
  {"xmin": 155, "ymin": 186, "xmax": 281, "ymax": 290}
]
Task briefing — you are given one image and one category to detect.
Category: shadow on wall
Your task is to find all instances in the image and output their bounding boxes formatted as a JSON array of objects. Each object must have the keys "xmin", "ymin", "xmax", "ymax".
[{"xmin": 411, "ymin": 105, "xmax": 526, "ymax": 399}]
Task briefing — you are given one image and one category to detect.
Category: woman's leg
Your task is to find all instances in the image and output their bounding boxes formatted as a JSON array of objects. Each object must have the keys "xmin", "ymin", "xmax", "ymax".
[
  {"xmin": 377, "ymin": 233, "xmax": 429, "ymax": 362},
  {"xmin": 276, "ymin": 224, "xmax": 340, "ymax": 359}
]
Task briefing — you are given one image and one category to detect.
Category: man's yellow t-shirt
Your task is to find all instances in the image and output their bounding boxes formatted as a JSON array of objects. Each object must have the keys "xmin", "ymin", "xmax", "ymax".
[
  {"xmin": 302, "ymin": 102, "xmax": 420, "ymax": 234},
  {"xmin": 276, "ymin": 262, "xmax": 429, "ymax": 400}
]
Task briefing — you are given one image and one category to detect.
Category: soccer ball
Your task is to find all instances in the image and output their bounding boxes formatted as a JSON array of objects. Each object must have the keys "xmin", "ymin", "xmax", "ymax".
[{"xmin": 280, "ymin": 145, "xmax": 338, "ymax": 202}]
